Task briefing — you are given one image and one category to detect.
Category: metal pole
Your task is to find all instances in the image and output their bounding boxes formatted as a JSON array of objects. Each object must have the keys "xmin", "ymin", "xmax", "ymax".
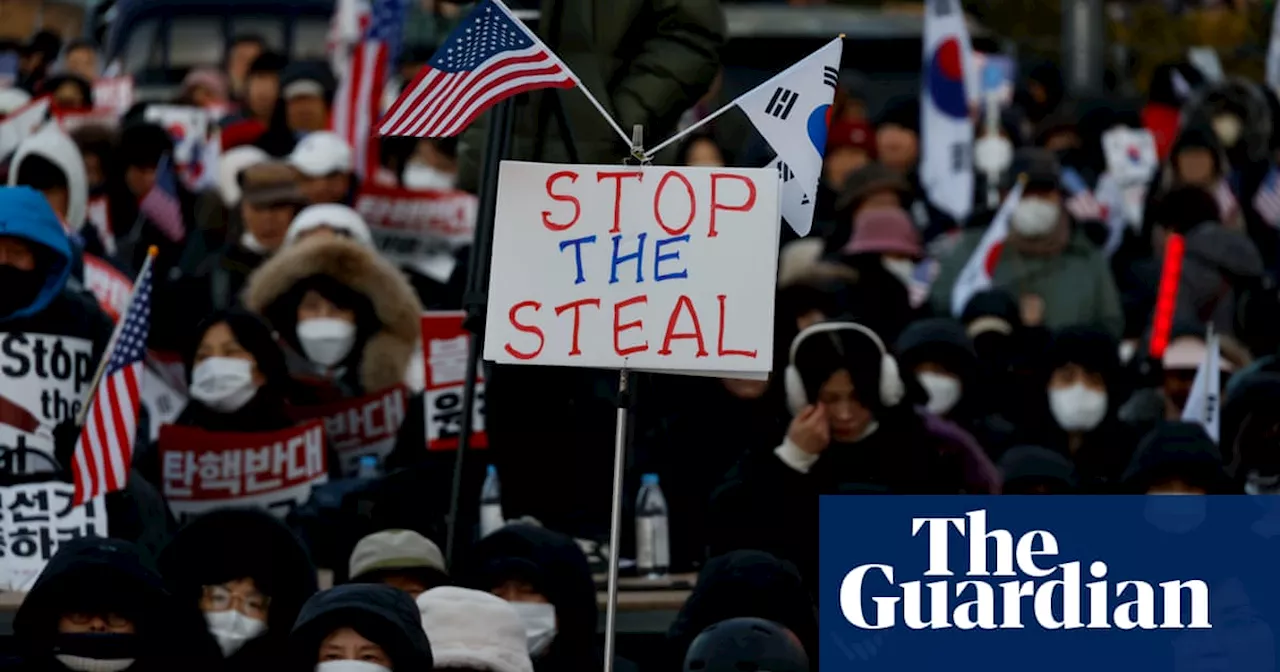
[
  {"xmin": 602, "ymin": 366, "xmax": 630, "ymax": 672},
  {"xmin": 445, "ymin": 97, "xmax": 516, "ymax": 567}
]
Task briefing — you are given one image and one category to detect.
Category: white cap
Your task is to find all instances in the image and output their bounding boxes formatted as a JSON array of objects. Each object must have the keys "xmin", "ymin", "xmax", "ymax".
[
  {"xmin": 285, "ymin": 204, "xmax": 374, "ymax": 248},
  {"xmin": 288, "ymin": 131, "xmax": 354, "ymax": 177},
  {"xmin": 217, "ymin": 146, "xmax": 270, "ymax": 207},
  {"xmin": 349, "ymin": 529, "xmax": 447, "ymax": 580},
  {"xmin": 0, "ymin": 89, "xmax": 32, "ymax": 116},
  {"xmin": 1162, "ymin": 335, "xmax": 1235, "ymax": 372},
  {"xmin": 418, "ymin": 587, "xmax": 533, "ymax": 672}
]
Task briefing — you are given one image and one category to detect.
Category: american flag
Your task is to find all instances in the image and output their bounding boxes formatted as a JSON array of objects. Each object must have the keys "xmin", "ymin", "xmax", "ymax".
[
  {"xmin": 1254, "ymin": 166, "xmax": 1280, "ymax": 228},
  {"xmin": 71, "ymin": 253, "xmax": 153, "ymax": 506},
  {"xmin": 1060, "ymin": 167, "xmax": 1107, "ymax": 222},
  {"xmin": 331, "ymin": 0, "xmax": 405, "ymax": 177},
  {"xmin": 378, "ymin": 0, "xmax": 576, "ymax": 138},
  {"xmin": 139, "ymin": 155, "xmax": 185, "ymax": 243}
]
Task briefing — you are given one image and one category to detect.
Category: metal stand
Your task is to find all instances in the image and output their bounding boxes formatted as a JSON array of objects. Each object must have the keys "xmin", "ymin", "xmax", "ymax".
[
  {"xmin": 602, "ymin": 367, "xmax": 630, "ymax": 672},
  {"xmin": 445, "ymin": 97, "xmax": 516, "ymax": 567}
]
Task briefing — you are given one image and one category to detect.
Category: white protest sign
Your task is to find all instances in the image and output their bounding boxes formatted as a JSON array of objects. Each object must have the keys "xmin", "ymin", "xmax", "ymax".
[
  {"xmin": 353, "ymin": 184, "xmax": 478, "ymax": 282},
  {"xmin": 0, "ymin": 97, "xmax": 51, "ymax": 161},
  {"xmin": 0, "ymin": 481, "xmax": 107, "ymax": 591},
  {"xmin": 143, "ymin": 105, "xmax": 211, "ymax": 171},
  {"xmin": 1102, "ymin": 127, "xmax": 1158, "ymax": 187},
  {"xmin": 483, "ymin": 162, "xmax": 780, "ymax": 378},
  {"xmin": 0, "ymin": 333, "xmax": 97, "ymax": 460},
  {"xmin": 92, "ymin": 76, "xmax": 135, "ymax": 116}
]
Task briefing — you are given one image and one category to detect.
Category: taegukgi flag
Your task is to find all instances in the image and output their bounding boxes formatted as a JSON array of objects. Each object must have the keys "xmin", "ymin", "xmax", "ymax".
[
  {"xmin": 920, "ymin": 0, "xmax": 975, "ymax": 224},
  {"xmin": 737, "ymin": 38, "xmax": 843, "ymax": 236},
  {"xmin": 1180, "ymin": 326, "xmax": 1220, "ymax": 443},
  {"xmin": 949, "ymin": 178, "xmax": 1023, "ymax": 317}
]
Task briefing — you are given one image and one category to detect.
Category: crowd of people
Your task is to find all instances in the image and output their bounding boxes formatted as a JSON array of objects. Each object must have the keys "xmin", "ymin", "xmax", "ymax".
[{"xmin": 0, "ymin": 1, "xmax": 1278, "ymax": 670}]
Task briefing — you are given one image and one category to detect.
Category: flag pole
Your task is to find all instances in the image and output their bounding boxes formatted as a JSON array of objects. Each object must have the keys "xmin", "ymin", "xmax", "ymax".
[
  {"xmin": 445, "ymin": 97, "xmax": 517, "ymax": 567},
  {"xmin": 644, "ymin": 34, "xmax": 847, "ymax": 160},
  {"xmin": 75, "ymin": 246, "xmax": 157, "ymax": 427}
]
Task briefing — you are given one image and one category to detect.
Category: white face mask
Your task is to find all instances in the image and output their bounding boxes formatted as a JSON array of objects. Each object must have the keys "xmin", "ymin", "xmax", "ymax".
[
  {"xmin": 402, "ymin": 162, "xmax": 456, "ymax": 190},
  {"xmin": 510, "ymin": 601, "xmax": 557, "ymax": 657},
  {"xmin": 1143, "ymin": 493, "xmax": 1206, "ymax": 534},
  {"xmin": 55, "ymin": 656, "xmax": 135, "ymax": 672},
  {"xmin": 881, "ymin": 257, "xmax": 915, "ymax": 286},
  {"xmin": 297, "ymin": 318, "xmax": 357, "ymax": 368},
  {"xmin": 240, "ymin": 231, "xmax": 271, "ymax": 255},
  {"xmin": 1048, "ymin": 383, "xmax": 1108, "ymax": 432},
  {"xmin": 1212, "ymin": 114, "xmax": 1242, "ymax": 147},
  {"xmin": 1011, "ymin": 198, "xmax": 1061, "ymax": 237},
  {"xmin": 205, "ymin": 609, "xmax": 267, "ymax": 657},
  {"xmin": 189, "ymin": 357, "xmax": 258, "ymax": 413},
  {"xmin": 315, "ymin": 662, "xmax": 391, "ymax": 672},
  {"xmin": 917, "ymin": 372, "xmax": 962, "ymax": 416}
]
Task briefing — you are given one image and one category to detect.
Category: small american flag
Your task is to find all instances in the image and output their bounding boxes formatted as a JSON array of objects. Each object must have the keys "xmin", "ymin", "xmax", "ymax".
[
  {"xmin": 71, "ymin": 252, "xmax": 153, "ymax": 506},
  {"xmin": 378, "ymin": 0, "xmax": 576, "ymax": 138},
  {"xmin": 332, "ymin": 0, "xmax": 405, "ymax": 177},
  {"xmin": 139, "ymin": 155, "xmax": 185, "ymax": 243},
  {"xmin": 1254, "ymin": 166, "xmax": 1280, "ymax": 228},
  {"xmin": 1061, "ymin": 167, "xmax": 1107, "ymax": 222}
]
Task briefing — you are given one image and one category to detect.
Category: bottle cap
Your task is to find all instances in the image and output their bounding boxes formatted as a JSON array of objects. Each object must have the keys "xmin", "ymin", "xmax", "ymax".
[{"xmin": 642, "ymin": 473, "xmax": 659, "ymax": 486}]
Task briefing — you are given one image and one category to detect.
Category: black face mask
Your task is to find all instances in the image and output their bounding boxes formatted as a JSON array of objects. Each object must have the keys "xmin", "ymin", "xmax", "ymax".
[{"xmin": 0, "ymin": 265, "xmax": 46, "ymax": 317}]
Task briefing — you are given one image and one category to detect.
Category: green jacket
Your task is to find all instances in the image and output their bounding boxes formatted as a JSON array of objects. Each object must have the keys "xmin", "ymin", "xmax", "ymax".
[
  {"xmin": 457, "ymin": 0, "xmax": 726, "ymax": 190},
  {"xmin": 929, "ymin": 227, "xmax": 1125, "ymax": 338}
]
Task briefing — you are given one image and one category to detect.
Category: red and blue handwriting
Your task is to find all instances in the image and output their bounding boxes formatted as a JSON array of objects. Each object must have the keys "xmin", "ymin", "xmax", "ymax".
[{"xmin": 502, "ymin": 168, "xmax": 762, "ymax": 362}]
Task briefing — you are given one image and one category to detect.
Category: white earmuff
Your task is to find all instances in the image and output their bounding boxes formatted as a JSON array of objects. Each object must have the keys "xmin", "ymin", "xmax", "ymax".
[{"xmin": 783, "ymin": 321, "xmax": 905, "ymax": 416}]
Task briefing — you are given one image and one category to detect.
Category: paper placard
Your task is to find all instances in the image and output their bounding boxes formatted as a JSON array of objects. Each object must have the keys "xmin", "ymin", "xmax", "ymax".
[
  {"xmin": 353, "ymin": 184, "xmax": 478, "ymax": 282},
  {"xmin": 290, "ymin": 385, "xmax": 407, "ymax": 476},
  {"xmin": 92, "ymin": 76, "xmax": 135, "ymax": 116},
  {"xmin": 158, "ymin": 421, "xmax": 328, "ymax": 522},
  {"xmin": 1102, "ymin": 127, "xmax": 1158, "ymax": 186},
  {"xmin": 0, "ymin": 333, "xmax": 96, "ymax": 459},
  {"xmin": 0, "ymin": 481, "xmax": 107, "ymax": 591},
  {"xmin": 143, "ymin": 105, "xmax": 212, "ymax": 187},
  {"xmin": 421, "ymin": 312, "xmax": 486, "ymax": 451},
  {"xmin": 483, "ymin": 162, "xmax": 779, "ymax": 377}
]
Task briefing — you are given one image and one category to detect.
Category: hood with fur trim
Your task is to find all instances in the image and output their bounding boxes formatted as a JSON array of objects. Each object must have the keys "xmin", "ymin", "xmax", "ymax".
[
  {"xmin": 243, "ymin": 235, "xmax": 423, "ymax": 393},
  {"xmin": 7, "ymin": 122, "xmax": 88, "ymax": 231},
  {"xmin": 1181, "ymin": 78, "xmax": 1273, "ymax": 166}
]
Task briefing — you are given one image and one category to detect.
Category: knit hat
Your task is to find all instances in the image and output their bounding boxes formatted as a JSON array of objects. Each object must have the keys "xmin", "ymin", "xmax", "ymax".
[
  {"xmin": 1122, "ymin": 421, "xmax": 1229, "ymax": 493},
  {"xmin": 349, "ymin": 529, "xmax": 448, "ymax": 582},
  {"xmin": 841, "ymin": 207, "xmax": 922, "ymax": 259},
  {"xmin": 960, "ymin": 289, "xmax": 1020, "ymax": 337},
  {"xmin": 875, "ymin": 97, "xmax": 920, "ymax": 134},
  {"xmin": 998, "ymin": 445, "xmax": 1077, "ymax": 492},
  {"xmin": 418, "ymin": 587, "xmax": 533, "ymax": 672},
  {"xmin": 286, "ymin": 204, "xmax": 374, "ymax": 248},
  {"xmin": 832, "ymin": 163, "xmax": 911, "ymax": 215},
  {"xmin": 281, "ymin": 61, "xmax": 337, "ymax": 101},
  {"xmin": 827, "ymin": 119, "xmax": 875, "ymax": 156}
]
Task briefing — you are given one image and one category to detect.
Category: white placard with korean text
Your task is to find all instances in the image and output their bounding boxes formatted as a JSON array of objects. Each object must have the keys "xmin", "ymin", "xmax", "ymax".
[{"xmin": 0, "ymin": 481, "xmax": 107, "ymax": 591}]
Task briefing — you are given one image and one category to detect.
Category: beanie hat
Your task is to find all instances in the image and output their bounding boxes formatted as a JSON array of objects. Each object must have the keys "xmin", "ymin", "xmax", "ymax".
[
  {"xmin": 841, "ymin": 207, "xmax": 922, "ymax": 259},
  {"xmin": 285, "ymin": 204, "xmax": 374, "ymax": 248},
  {"xmin": 1151, "ymin": 185, "xmax": 1220, "ymax": 234},
  {"xmin": 418, "ymin": 587, "xmax": 533, "ymax": 672}
]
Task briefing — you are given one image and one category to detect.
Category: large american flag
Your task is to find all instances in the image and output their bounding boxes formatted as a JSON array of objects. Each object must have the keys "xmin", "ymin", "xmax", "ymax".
[
  {"xmin": 378, "ymin": 0, "xmax": 576, "ymax": 138},
  {"xmin": 139, "ymin": 155, "xmax": 185, "ymax": 243},
  {"xmin": 331, "ymin": 0, "xmax": 406, "ymax": 178},
  {"xmin": 1254, "ymin": 166, "xmax": 1280, "ymax": 228},
  {"xmin": 72, "ymin": 254, "xmax": 152, "ymax": 506}
]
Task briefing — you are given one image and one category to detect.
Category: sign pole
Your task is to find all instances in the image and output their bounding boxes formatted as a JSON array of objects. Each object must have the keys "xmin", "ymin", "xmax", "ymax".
[
  {"xmin": 445, "ymin": 97, "xmax": 516, "ymax": 567},
  {"xmin": 602, "ymin": 124, "xmax": 647, "ymax": 672}
]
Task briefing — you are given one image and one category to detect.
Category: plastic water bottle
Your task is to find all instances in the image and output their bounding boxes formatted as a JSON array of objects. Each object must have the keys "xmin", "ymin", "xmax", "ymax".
[
  {"xmin": 635, "ymin": 473, "xmax": 670, "ymax": 578},
  {"xmin": 479, "ymin": 465, "xmax": 504, "ymax": 538},
  {"xmin": 357, "ymin": 455, "xmax": 380, "ymax": 480}
]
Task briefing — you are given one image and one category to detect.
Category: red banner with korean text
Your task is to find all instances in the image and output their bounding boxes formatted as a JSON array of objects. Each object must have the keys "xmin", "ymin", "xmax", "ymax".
[
  {"xmin": 422, "ymin": 312, "xmax": 486, "ymax": 451},
  {"xmin": 82, "ymin": 254, "xmax": 131, "ymax": 322},
  {"xmin": 158, "ymin": 421, "xmax": 328, "ymax": 522},
  {"xmin": 353, "ymin": 184, "xmax": 477, "ymax": 282},
  {"xmin": 289, "ymin": 385, "xmax": 407, "ymax": 476}
]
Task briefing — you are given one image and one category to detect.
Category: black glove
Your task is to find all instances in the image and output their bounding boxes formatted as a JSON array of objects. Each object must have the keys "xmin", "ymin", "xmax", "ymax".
[{"xmin": 53, "ymin": 419, "xmax": 81, "ymax": 475}]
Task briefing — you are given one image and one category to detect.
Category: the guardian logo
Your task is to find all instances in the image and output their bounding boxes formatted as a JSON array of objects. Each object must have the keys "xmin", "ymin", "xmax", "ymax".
[{"xmin": 841, "ymin": 510, "xmax": 1212, "ymax": 631}]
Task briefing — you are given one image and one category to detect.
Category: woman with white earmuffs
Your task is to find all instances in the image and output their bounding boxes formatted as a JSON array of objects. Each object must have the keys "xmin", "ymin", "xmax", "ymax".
[{"xmin": 707, "ymin": 320, "xmax": 1000, "ymax": 587}]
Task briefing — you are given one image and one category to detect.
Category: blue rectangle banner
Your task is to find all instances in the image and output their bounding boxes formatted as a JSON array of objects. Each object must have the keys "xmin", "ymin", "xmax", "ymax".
[{"xmin": 819, "ymin": 496, "xmax": 1280, "ymax": 671}]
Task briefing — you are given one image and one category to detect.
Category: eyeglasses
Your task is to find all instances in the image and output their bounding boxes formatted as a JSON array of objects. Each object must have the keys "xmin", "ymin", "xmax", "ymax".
[
  {"xmin": 202, "ymin": 584, "xmax": 270, "ymax": 619},
  {"xmin": 64, "ymin": 612, "xmax": 132, "ymax": 628}
]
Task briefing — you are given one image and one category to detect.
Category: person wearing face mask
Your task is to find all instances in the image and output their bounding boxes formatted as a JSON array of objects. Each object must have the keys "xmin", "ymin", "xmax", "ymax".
[
  {"xmin": 12, "ymin": 537, "xmax": 222, "ymax": 672},
  {"xmin": 1142, "ymin": 125, "xmax": 1246, "ymax": 233},
  {"xmin": 402, "ymin": 138, "xmax": 459, "ymax": 191},
  {"xmin": 180, "ymin": 310, "xmax": 295, "ymax": 430},
  {"xmin": 1025, "ymin": 326, "xmax": 1137, "ymax": 493},
  {"xmin": 830, "ymin": 207, "xmax": 922, "ymax": 343},
  {"xmin": 244, "ymin": 233, "xmax": 423, "ymax": 404},
  {"xmin": 931, "ymin": 149, "xmax": 1124, "ymax": 339},
  {"xmin": 347, "ymin": 530, "xmax": 451, "ymax": 598},
  {"xmin": 287, "ymin": 585, "xmax": 434, "ymax": 672},
  {"xmin": 896, "ymin": 317, "xmax": 1015, "ymax": 459},
  {"xmin": 289, "ymin": 132, "xmax": 356, "ymax": 206},
  {"xmin": 284, "ymin": 205, "xmax": 375, "ymax": 249},
  {"xmin": 708, "ymin": 322, "xmax": 998, "ymax": 587},
  {"xmin": 959, "ymin": 289, "xmax": 1051, "ymax": 421},
  {"xmin": 417, "ymin": 587, "xmax": 534, "ymax": 672},
  {"xmin": 465, "ymin": 524, "xmax": 628, "ymax": 672},
  {"xmin": 665, "ymin": 551, "xmax": 817, "ymax": 670},
  {"xmin": 158, "ymin": 507, "xmax": 319, "ymax": 672},
  {"xmin": 1222, "ymin": 373, "xmax": 1280, "ymax": 495}
]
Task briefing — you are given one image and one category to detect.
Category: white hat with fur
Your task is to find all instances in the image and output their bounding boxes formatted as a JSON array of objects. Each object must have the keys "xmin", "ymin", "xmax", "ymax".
[{"xmin": 418, "ymin": 587, "xmax": 533, "ymax": 672}]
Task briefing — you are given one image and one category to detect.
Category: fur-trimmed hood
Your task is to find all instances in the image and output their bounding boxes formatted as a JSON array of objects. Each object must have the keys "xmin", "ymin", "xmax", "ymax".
[
  {"xmin": 243, "ymin": 236, "xmax": 423, "ymax": 393},
  {"xmin": 1181, "ymin": 77, "xmax": 1273, "ymax": 165}
]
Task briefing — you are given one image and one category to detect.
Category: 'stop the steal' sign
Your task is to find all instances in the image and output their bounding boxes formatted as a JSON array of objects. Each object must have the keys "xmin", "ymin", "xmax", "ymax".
[
  {"xmin": 820, "ymin": 496, "xmax": 1280, "ymax": 671},
  {"xmin": 484, "ymin": 162, "xmax": 780, "ymax": 377}
]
